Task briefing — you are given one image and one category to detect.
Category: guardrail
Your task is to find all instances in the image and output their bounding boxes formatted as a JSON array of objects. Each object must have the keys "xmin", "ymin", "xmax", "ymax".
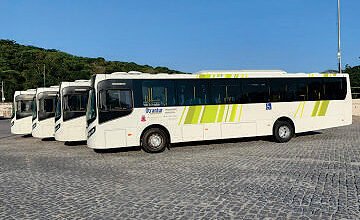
[{"xmin": 353, "ymin": 99, "xmax": 360, "ymax": 116}]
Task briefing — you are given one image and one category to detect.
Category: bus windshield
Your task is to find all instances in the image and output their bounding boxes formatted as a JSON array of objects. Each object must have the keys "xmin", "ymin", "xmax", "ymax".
[
  {"xmin": 55, "ymin": 95, "xmax": 61, "ymax": 122},
  {"xmin": 17, "ymin": 100, "xmax": 33, "ymax": 113},
  {"xmin": 62, "ymin": 91, "xmax": 89, "ymax": 121},
  {"xmin": 15, "ymin": 98, "xmax": 33, "ymax": 119},
  {"xmin": 64, "ymin": 93, "xmax": 88, "ymax": 112},
  {"xmin": 86, "ymin": 89, "xmax": 96, "ymax": 124},
  {"xmin": 38, "ymin": 92, "xmax": 57, "ymax": 121},
  {"xmin": 32, "ymin": 98, "xmax": 37, "ymax": 121}
]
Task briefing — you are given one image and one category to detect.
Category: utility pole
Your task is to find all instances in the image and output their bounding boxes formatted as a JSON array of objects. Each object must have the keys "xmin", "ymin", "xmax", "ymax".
[
  {"xmin": 337, "ymin": 0, "xmax": 342, "ymax": 74},
  {"xmin": 1, "ymin": 81, "xmax": 4, "ymax": 102},
  {"xmin": 43, "ymin": 64, "xmax": 46, "ymax": 87}
]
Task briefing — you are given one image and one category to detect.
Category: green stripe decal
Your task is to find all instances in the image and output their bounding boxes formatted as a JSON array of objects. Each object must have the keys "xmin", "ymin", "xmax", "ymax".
[
  {"xmin": 184, "ymin": 106, "xmax": 202, "ymax": 124},
  {"xmin": 225, "ymin": 74, "xmax": 232, "ymax": 78},
  {"xmin": 318, "ymin": 101, "xmax": 330, "ymax": 116},
  {"xmin": 229, "ymin": 104, "xmax": 238, "ymax": 122},
  {"xmin": 300, "ymin": 102, "xmax": 305, "ymax": 118},
  {"xmin": 237, "ymin": 105, "xmax": 243, "ymax": 122},
  {"xmin": 178, "ymin": 107, "xmax": 187, "ymax": 125},
  {"xmin": 199, "ymin": 74, "xmax": 210, "ymax": 78},
  {"xmin": 294, "ymin": 102, "xmax": 301, "ymax": 117},
  {"xmin": 200, "ymin": 106, "xmax": 218, "ymax": 124},
  {"xmin": 225, "ymin": 105, "xmax": 231, "ymax": 122},
  {"xmin": 311, "ymin": 101, "xmax": 321, "ymax": 117},
  {"xmin": 217, "ymin": 105, "xmax": 225, "ymax": 123}
]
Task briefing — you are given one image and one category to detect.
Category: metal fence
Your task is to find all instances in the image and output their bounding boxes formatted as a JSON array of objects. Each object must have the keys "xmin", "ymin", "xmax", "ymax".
[
  {"xmin": 0, "ymin": 102, "xmax": 12, "ymax": 118},
  {"xmin": 352, "ymin": 87, "xmax": 360, "ymax": 99}
]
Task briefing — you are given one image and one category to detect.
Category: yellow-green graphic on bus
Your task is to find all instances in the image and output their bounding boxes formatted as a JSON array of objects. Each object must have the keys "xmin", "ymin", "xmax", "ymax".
[
  {"xmin": 294, "ymin": 101, "xmax": 330, "ymax": 118},
  {"xmin": 179, "ymin": 104, "xmax": 243, "ymax": 125}
]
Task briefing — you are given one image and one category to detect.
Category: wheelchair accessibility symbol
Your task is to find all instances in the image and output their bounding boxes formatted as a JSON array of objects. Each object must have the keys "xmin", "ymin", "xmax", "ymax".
[{"xmin": 266, "ymin": 103, "xmax": 272, "ymax": 110}]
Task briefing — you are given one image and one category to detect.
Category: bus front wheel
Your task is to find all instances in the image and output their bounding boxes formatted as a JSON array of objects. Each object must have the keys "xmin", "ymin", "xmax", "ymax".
[
  {"xmin": 141, "ymin": 128, "xmax": 168, "ymax": 153},
  {"xmin": 273, "ymin": 120, "xmax": 294, "ymax": 143}
]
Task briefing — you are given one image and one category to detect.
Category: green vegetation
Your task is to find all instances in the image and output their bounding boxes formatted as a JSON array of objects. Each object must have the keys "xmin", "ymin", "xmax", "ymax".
[
  {"xmin": 346, "ymin": 64, "xmax": 360, "ymax": 88},
  {"xmin": 0, "ymin": 39, "xmax": 187, "ymax": 101},
  {"xmin": 1, "ymin": 39, "xmax": 359, "ymax": 101}
]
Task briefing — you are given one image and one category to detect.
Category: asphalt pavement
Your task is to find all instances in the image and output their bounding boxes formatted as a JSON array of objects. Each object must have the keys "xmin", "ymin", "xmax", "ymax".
[
  {"xmin": 0, "ymin": 119, "xmax": 11, "ymax": 138},
  {"xmin": 0, "ymin": 118, "xmax": 360, "ymax": 219}
]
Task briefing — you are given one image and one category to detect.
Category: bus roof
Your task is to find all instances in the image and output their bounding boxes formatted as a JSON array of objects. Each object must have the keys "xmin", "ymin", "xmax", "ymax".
[
  {"xmin": 35, "ymin": 86, "xmax": 59, "ymax": 94},
  {"xmin": 60, "ymin": 80, "xmax": 90, "ymax": 89},
  {"xmin": 13, "ymin": 89, "xmax": 36, "ymax": 97},
  {"xmin": 96, "ymin": 70, "xmax": 346, "ymax": 80}
]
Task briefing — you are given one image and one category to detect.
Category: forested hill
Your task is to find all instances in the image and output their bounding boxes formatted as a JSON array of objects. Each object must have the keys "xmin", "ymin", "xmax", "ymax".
[
  {"xmin": 0, "ymin": 39, "xmax": 187, "ymax": 100},
  {"xmin": 1, "ymin": 39, "xmax": 359, "ymax": 101}
]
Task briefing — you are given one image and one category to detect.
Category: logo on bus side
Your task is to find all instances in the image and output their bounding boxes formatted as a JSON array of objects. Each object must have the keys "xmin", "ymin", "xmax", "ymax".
[
  {"xmin": 266, "ymin": 103, "xmax": 272, "ymax": 110},
  {"xmin": 145, "ymin": 108, "xmax": 163, "ymax": 114}
]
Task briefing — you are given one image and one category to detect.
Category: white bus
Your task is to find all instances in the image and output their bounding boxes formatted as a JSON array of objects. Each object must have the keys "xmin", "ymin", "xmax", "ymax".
[
  {"xmin": 55, "ymin": 80, "xmax": 90, "ymax": 142},
  {"xmin": 10, "ymin": 89, "xmax": 36, "ymax": 135},
  {"xmin": 86, "ymin": 70, "xmax": 352, "ymax": 153},
  {"xmin": 32, "ymin": 86, "xmax": 59, "ymax": 138}
]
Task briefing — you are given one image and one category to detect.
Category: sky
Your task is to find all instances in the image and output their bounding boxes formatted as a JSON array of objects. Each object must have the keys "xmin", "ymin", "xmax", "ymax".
[{"xmin": 0, "ymin": 0, "xmax": 359, "ymax": 73}]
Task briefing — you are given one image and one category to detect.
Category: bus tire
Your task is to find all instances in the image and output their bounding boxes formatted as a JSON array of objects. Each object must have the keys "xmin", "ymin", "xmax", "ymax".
[
  {"xmin": 141, "ymin": 128, "xmax": 168, "ymax": 153},
  {"xmin": 273, "ymin": 120, "xmax": 294, "ymax": 143}
]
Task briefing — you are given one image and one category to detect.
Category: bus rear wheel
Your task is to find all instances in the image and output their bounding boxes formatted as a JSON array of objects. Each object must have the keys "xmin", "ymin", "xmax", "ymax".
[
  {"xmin": 273, "ymin": 120, "xmax": 294, "ymax": 143},
  {"xmin": 141, "ymin": 128, "xmax": 168, "ymax": 153}
]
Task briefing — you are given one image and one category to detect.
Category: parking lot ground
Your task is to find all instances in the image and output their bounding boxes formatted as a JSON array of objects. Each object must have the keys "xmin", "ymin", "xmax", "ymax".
[
  {"xmin": 0, "ymin": 118, "xmax": 11, "ymax": 138},
  {"xmin": 0, "ymin": 118, "xmax": 360, "ymax": 219}
]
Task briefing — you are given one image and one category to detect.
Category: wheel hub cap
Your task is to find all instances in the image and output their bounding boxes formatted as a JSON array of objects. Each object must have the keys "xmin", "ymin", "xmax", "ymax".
[
  {"xmin": 149, "ymin": 134, "xmax": 162, "ymax": 148},
  {"xmin": 279, "ymin": 126, "xmax": 291, "ymax": 139}
]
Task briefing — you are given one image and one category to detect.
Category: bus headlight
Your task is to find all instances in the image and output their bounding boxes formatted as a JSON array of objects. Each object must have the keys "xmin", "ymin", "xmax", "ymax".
[{"xmin": 88, "ymin": 126, "xmax": 96, "ymax": 138}]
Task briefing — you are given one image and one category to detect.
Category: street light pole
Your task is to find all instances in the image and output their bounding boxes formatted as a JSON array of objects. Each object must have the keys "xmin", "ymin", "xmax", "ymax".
[
  {"xmin": 1, "ymin": 81, "xmax": 4, "ymax": 102},
  {"xmin": 337, "ymin": 0, "xmax": 342, "ymax": 74},
  {"xmin": 43, "ymin": 64, "xmax": 46, "ymax": 87}
]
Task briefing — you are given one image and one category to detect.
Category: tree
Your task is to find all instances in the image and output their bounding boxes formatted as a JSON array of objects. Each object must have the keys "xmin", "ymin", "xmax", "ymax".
[{"xmin": 0, "ymin": 39, "xmax": 187, "ymax": 101}]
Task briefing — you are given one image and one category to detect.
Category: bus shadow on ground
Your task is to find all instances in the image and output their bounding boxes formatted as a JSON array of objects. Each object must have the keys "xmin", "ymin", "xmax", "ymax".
[
  {"xmin": 93, "ymin": 131, "xmax": 322, "ymax": 154},
  {"xmin": 42, "ymin": 137, "xmax": 56, "ymax": 141},
  {"xmin": 170, "ymin": 131, "xmax": 323, "ymax": 149},
  {"xmin": 296, "ymin": 131, "xmax": 322, "ymax": 137},
  {"xmin": 22, "ymin": 134, "xmax": 33, "ymax": 138},
  {"xmin": 93, "ymin": 146, "xmax": 141, "ymax": 154},
  {"xmin": 171, "ymin": 136, "xmax": 273, "ymax": 149},
  {"xmin": 64, "ymin": 141, "xmax": 87, "ymax": 146}
]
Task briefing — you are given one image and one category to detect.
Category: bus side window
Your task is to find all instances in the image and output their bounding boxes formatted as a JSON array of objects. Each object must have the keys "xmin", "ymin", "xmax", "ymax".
[
  {"xmin": 242, "ymin": 79, "xmax": 269, "ymax": 103},
  {"xmin": 226, "ymin": 80, "xmax": 242, "ymax": 104},
  {"xmin": 286, "ymin": 79, "xmax": 307, "ymax": 102},
  {"xmin": 142, "ymin": 80, "xmax": 175, "ymax": 107},
  {"xmin": 210, "ymin": 80, "xmax": 226, "ymax": 104},
  {"xmin": 176, "ymin": 81, "xmax": 192, "ymax": 105},
  {"xmin": 308, "ymin": 78, "xmax": 323, "ymax": 101},
  {"xmin": 195, "ymin": 82, "xmax": 209, "ymax": 105},
  {"xmin": 176, "ymin": 80, "xmax": 209, "ymax": 106},
  {"xmin": 323, "ymin": 78, "xmax": 346, "ymax": 100},
  {"xmin": 269, "ymin": 78, "xmax": 286, "ymax": 102}
]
